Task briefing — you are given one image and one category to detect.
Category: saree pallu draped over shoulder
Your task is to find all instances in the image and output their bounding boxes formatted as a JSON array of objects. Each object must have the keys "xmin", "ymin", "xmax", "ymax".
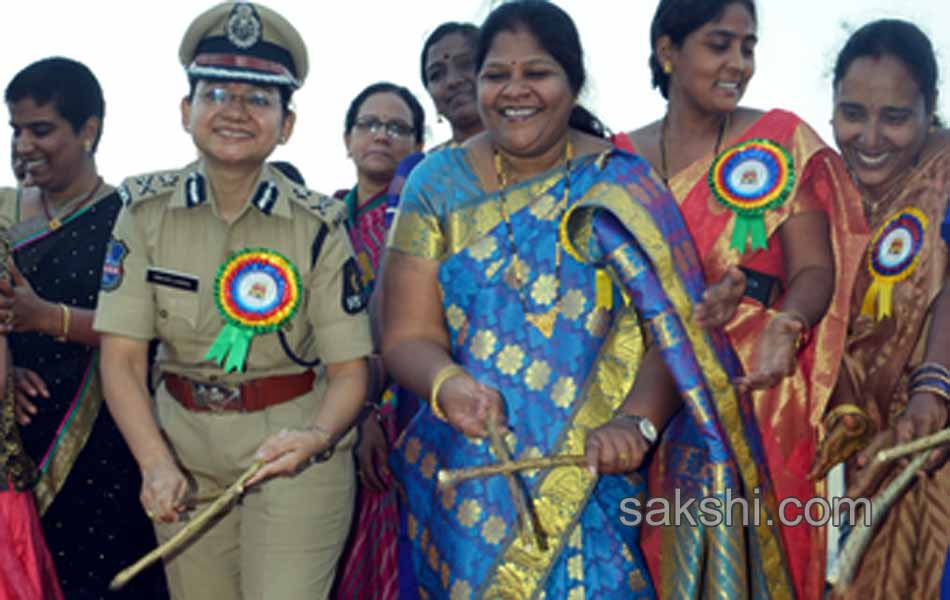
[
  {"xmin": 2, "ymin": 189, "xmax": 121, "ymax": 514},
  {"xmin": 388, "ymin": 147, "xmax": 795, "ymax": 599},
  {"xmin": 619, "ymin": 109, "xmax": 869, "ymax": 600}
]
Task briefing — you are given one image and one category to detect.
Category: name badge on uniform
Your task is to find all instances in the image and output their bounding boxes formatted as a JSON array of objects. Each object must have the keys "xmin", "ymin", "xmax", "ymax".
[{"xmin": 146, "ymin": 267, "xmax": 200, "ymax": 292}]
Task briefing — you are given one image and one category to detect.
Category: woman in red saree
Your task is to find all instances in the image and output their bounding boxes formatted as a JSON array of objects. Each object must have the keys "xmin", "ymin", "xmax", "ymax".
[{"xmin": 613, "ymin": 1, "xmax": 869, "ymax": 598}]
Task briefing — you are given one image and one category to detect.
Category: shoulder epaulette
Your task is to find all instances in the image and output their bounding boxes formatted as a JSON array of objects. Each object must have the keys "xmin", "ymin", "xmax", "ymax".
[
  {"xmin": 288, "ymin": 191, "xmax": 346, "ymax": 227},
  {"xmin": 117, "ymin": 169, "xmax": 182, "ymax": 208}
]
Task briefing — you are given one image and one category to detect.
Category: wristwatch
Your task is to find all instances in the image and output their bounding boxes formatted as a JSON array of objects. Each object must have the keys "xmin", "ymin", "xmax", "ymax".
[{"xmin": 617, "ymin": 414, "xmax": 659, "ymax": 445}]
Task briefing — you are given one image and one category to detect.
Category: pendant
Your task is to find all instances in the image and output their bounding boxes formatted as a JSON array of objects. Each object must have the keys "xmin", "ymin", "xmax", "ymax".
[
  {"xmin": 504, "ymin": 257, "xmax": 529, "ymax": 290},
  {"xmin": 48, "ymin": 218, "xmax": 61, "ymax": 231},
  {"xmin": 525, "ymin": 305, "xmax": 560, "ymax": 338}
]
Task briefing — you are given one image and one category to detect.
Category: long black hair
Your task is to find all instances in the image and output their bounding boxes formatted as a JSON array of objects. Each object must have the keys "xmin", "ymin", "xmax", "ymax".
[{"xmin": 475, "ymin": 0, "xmax": 606, "ymax": 138}]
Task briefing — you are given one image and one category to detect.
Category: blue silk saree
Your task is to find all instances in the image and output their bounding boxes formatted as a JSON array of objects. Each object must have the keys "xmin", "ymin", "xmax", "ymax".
[{"xmin": 387, "ymin": 146, "xmax": 794, "ymax": 599}]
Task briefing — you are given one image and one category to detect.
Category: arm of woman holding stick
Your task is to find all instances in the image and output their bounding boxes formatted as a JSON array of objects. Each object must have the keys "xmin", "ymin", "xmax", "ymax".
[
  {"xmin": 381, "ymin": 251, "xmax": 505, "ymax": 438},
  {"xmin": 101, "ymin": 334, "xmax": 188, "ymax": 524},
  {"xmin": 585, "ymin": 344, "xmax": 681, "ymax": 475},
  {"xmin": 851, "ymin": 278, "xmax": 950, "ymax": 498}
]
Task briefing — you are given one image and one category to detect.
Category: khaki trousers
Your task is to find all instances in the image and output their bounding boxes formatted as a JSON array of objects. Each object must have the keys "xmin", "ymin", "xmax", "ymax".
[{"xmin": 153, "ymin": 382, "xmax": 355, "ymax": 600}]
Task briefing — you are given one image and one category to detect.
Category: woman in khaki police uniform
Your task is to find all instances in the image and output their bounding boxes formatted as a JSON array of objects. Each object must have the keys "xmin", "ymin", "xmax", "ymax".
[{"xmin": 94, "ymin": 3, "xmax": 372, "ymax": 598}]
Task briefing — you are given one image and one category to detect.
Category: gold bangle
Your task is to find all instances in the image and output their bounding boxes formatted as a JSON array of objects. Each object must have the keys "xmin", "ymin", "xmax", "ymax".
[
  {"xmin": 55, "ymin": 303, "xmax": 70, "ymax": 342},
  {"xmin": 430, "ymin": 364, "xmax": 467, "ymax": 422},
  {"xmin": 773, "ymin": 308, "xmax": 809, "ymax": 350}
]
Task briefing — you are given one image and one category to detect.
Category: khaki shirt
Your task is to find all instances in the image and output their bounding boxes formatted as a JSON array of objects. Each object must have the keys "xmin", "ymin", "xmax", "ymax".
[{"xmin": 93, "ymin": 162, "xmax": 372, "ymax": 384}]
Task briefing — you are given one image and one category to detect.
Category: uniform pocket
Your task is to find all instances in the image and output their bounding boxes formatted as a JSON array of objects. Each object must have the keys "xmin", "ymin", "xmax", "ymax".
[{"xmin": 156, "ymin": 288, "xmax": 200, "ymax": 333}]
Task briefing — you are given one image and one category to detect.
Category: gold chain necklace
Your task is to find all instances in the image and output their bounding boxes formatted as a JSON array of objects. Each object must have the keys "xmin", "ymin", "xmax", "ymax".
[
  {"xmin": 493, "ymin": 140, "xmax": 573, "ymax": 338},
  {"xmin": 660, "ymin": 113, "xmax": 729, "ymax": 184}
]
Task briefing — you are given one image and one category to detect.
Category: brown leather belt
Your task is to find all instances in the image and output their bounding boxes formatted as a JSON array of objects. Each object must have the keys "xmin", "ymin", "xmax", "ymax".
[{"xmin": 164, "ymin": 371, "xmax": 315, "ymax": 413}]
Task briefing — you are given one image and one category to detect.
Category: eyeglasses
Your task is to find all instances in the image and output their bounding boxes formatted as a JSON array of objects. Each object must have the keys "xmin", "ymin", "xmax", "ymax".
[
  {"xmin": 200, "ymin": 86, "xmax": 280, "ymax": 112},
  {"xmin": 353, "ymin": 117, "xmax": 415, "ymax": 140}
]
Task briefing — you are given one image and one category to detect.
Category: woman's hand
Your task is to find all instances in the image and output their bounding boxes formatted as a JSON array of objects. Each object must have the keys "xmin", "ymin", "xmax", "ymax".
[
  {"xmin": 247, "ymin": 427, "xmax": 331, "ymax": 487},
  {"xmin": 140, "ymin": 459, "xmax": 189, "ymax": 524},
  {"xmin": 437, "ymin": 374, "xmax": 506, "ymax": 438},
  {"xmin": 694, "ymin": 266, "xmax": 746, "ymax": 329},
  {"xmin": 848, "ymin": 394, "xmax": 949, "ymax": 498},
  {"xmin": 585, "ymin": 416, "xmax": 651, "ymax": 475},
  {"xmin": 13, "ymin": 367, "xmax": 48, "ymax": 425},
  {"xmin": 892, "ymin": 392, "xmax": 949, "ymax": 471},
  {"xmin": 356, "ymin": 412, "xmax": 391, "ymax": 492},
  {"xmin": 0, "ymin": 259, "xmax": 56, "ymax": 335},
  {"xmin": 734, "ymin": 311, "xmax": 804, "ymax": 392}
]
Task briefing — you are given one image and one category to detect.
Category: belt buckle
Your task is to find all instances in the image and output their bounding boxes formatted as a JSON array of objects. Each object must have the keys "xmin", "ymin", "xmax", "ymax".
[{"xmin": 193, "ymin": 383, "xmax": 242, "ymax": 412}]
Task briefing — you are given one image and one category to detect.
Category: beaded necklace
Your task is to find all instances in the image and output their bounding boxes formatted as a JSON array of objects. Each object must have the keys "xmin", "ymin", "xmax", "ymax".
[{"xmin": 493, "ymin": 139, "xmax": 573, "ymax": 338}]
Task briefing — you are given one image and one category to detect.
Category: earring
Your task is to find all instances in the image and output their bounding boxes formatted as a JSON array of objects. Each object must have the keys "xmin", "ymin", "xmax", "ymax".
[
  {"xmin": 437, "ymin": 114, "xmax": 444, "ymax": 124},
  {"xmin": 662, "ymin": 62, "xmax": 673, "ymax": 75},
  {"xmin": 83, "ymin": 140, "xmax": 92, "ymax": 153}
]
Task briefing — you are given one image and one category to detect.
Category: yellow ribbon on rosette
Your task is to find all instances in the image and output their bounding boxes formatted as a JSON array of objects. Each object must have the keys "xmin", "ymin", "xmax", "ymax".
[{"xmin": 861, "ymin": 207, "xmax": 928, "ymax": 320}]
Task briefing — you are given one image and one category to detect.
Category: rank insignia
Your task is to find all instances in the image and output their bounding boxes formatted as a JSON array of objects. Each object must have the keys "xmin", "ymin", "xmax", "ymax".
[{"xmin": 227, "ymin": 3, "xmax": 261, "ymax": 49}]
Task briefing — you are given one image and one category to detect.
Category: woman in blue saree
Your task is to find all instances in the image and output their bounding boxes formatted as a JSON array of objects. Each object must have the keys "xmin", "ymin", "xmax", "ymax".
[{"xmin": 382, "ymin": 2, "xmax": 794, "ymax": 598}]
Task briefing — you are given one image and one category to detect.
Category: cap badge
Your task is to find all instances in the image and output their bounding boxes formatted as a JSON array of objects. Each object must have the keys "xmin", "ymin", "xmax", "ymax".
[{"xmin": 227, "ymin": 3, "xmax": 262, "ymax": 49}]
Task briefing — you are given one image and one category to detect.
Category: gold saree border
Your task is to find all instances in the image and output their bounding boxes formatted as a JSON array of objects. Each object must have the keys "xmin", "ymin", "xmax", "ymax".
[
  {"xmin": 479, "ymin": 194, "xmax": 646, "ymax": 600},
  {"xmin": 389, "ymin": 166, "xmax": 567, "ymax": 261},
  {"xmin": 572, "ymin": 178, "xmax": 794, "ymax": 600},
  {"xmin": 33, "ymin": 364, "xmax": 103, "ymax": 515}
]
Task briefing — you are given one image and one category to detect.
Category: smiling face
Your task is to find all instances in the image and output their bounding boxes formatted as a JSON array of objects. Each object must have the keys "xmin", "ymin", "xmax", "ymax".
[
  {"xmin": 8, "ymin": 96, "xmax": 95, "ymax": 192},
  {"xmin": 425, "ymin": 32, "xmax": 480, "ymax": 135},
  {"xmin": 344, "ymin": 91, "xmax": 420, "ymax": 185},
  {"xmin": 832, "ymin": 54, "xmax": 931, "ymax": 195},
  {"xmin": 660, "ymin": 2, "xmax": 757, "ymax": 115},
  {"xmin": 181, "ymin": 80, "xmax": 293, "ymax": 169},
  {"xmin": 477, "ymin": 28, "xmax": 575, "ymax": 159}
]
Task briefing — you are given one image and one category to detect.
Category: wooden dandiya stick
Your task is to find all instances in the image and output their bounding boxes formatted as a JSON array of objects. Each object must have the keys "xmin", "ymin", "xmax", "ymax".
[
  {"xmin": 827, "ymin": 451, "xmax": 929, "ymax": 593},
  {"xmin": 486, "ymin": 417, "xmax": 547, "ymax": 551},
  {"xmin": 438, "ymin": 454, "xmax": 588, "ymax": 488},
  {"xmin": 874, "ymin": 427, "xmax": 950, "ymax": 464},
  {"xmin": 109, "ymin": 461, "xmax": 263, "ymax": 591}
]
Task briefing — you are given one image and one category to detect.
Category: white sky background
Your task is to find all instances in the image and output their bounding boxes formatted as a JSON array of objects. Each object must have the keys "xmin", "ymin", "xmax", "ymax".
[{"xmin": 2, "ymin": 1, "xmax": 949, "ymax": 191}]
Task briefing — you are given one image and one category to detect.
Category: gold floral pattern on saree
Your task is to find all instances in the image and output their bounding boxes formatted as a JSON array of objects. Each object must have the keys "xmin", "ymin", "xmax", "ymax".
[
  {"xmin": 560, "ymin": 289, "xmax": 586, "ymax": 320},
  {"xmin": 482, "ymin": 515, "xmax": 507, "ymax": 545},
  {"xmin": 551, "ymin": 377, "xmax": 577, "ymax": 408},
  {"xmin": 496, "ymin": 344, "xmax": 525, "ymax": 376},
  {"xmin": 446, "ymin": 305, "xmax": 467, "ymax": 330},
  {"xmin": 470, "ymin": 329, "xmax": 498, "ymax": 361},
  {"xmin": 530, "ymin": 274, "xmax": 558, "ymax": 305},
  {"xmin": 457, "ymin": 499, "xmax": 483, "ymax": 527},
  {"xmin": 584, "ymin": 307, "xmax": 610, "ymax": 337},
  {"xmin": 525, "ymin": 360, "xmax": 552, "ymax": 391},
  {"xmin": 468, "ymin": 235, "xmax": 498, "ymax": 261},
  {"xmin": 450, "ymin": 580, "xmax": 472, "ymax": 600},
  {"xmin": 420, "ymin": 453, "xmax": 437, "ymax": 479}
]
